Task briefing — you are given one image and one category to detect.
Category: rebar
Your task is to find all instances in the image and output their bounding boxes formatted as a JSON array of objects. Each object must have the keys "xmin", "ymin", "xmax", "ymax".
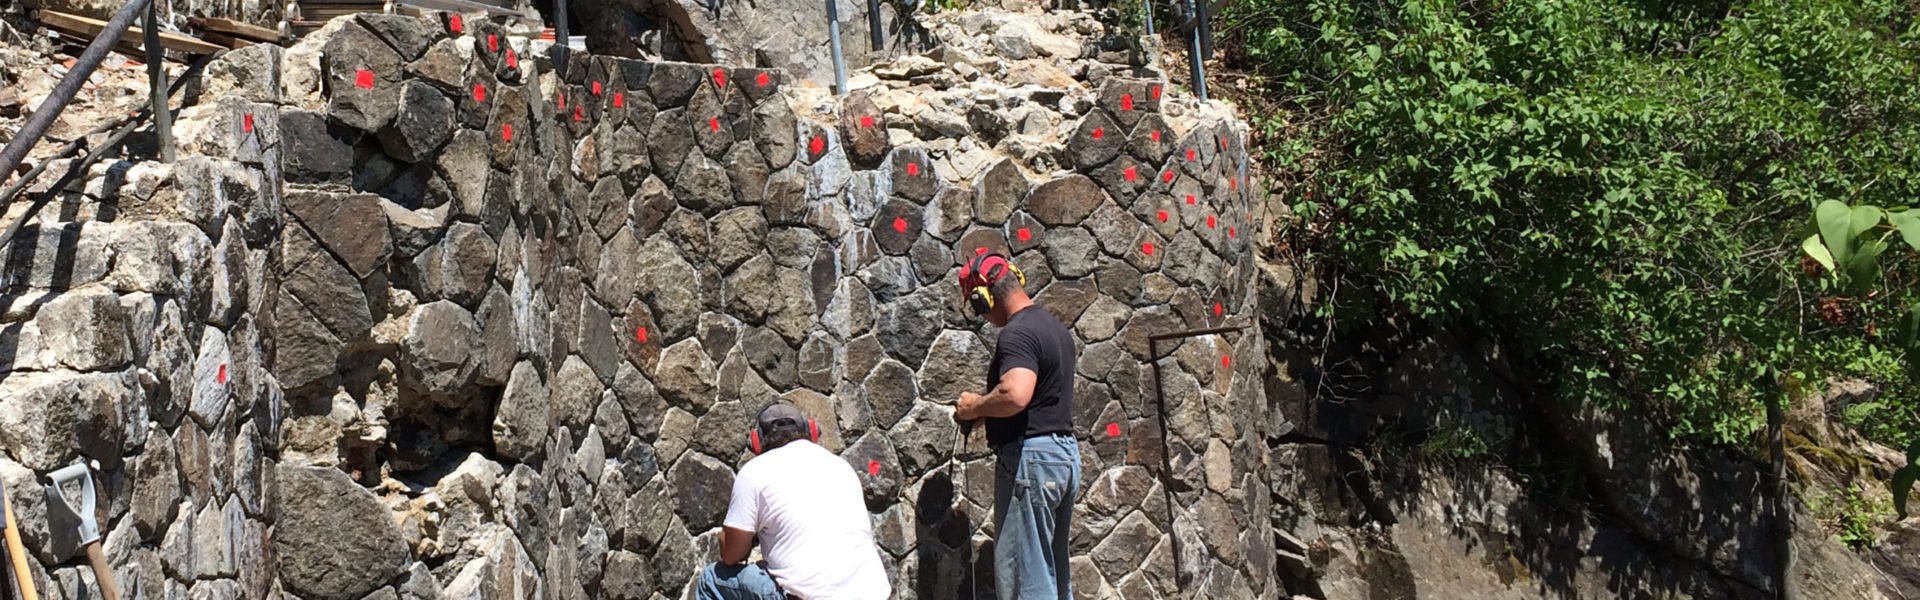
[{"xmin": 1145, "ymin": 324, "xmax": 1243, "ymax": 589}]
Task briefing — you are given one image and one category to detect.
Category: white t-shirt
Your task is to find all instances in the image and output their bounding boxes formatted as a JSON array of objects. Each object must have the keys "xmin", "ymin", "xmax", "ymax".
[{"xmin": 723, "ymin": 440, "xmax": 891, "ymax": 600}]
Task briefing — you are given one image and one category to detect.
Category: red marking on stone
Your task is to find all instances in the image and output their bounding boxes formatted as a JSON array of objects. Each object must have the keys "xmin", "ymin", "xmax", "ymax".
[
  {"xmin": 472, "ymin": 83, "xmax": 487, "ymax": 103},
  {"xmin": 573, "ymin": 106, "xmax": 585, "ymax": 122},
  {"xmin": 1150, "ymin": 130, "xmax": 1162, "ymax": 142},
  {"xmin": 1229, "ymin": 178, "xmax": 1238, "ymax": 190},
  {"xmin": 502, "ymin": 123, "xmax": 513, "ymax": 141},
  {"xmin": 1207, "ymin": 214, "xmax": 1217, "ymax": 229},
  {"xmin": 709, "ymin": 117, "xmax": 721, "ymax": 132},
  {"xmin": 859, "ymin": 115, "xmax": 875, "ymax": 128},
  {"xmin": 1186, "ymin": 148, "xmax": 1197, "ymax": 161},
  {"xmin": 1106, "ymin": 423, "xmax": 1122, "ymax": 438},
  {"xmin": 1123, "ymin": 166, "xmax": 1137, "ymax": 182},
  {"xmin": 1228, "ymin": 226, "xmax": 1237, "ymax": 238},
  {"xmin": 1186, "ymin": 194, "xmax": 1196, "ymax": 205},
  {"xmin": 557, "ymin": 93, "xmax": 566, "ymax": 109},
  {"xmin": 1219, "ymin": 136, "xmax": 1228, "ymax": 151},
  {"xmin": 892, "ymin": 217, "xmax": 909, "ymax": 234},
  {"xmin": 1151, "ymin": 84, "xmax": 1162, "ymax": 99},
  {"xmin": 905, "ymin": 162, "xmax": 919, "ymax": 176},
  {"xmin": 809, "ymin": 136, "xmax": 826, "ymax": 156},
  {"xmin": 506, "ymin": 49, "xmax": 518, "ymax": 69},
  {"xmin": 867, "ymin": 460, "xmax": 881, "ymax": 476},
  {"xmin": 1156, "ymin": 210, "xmax": 1168, "ymax": 222},
  {"xmin": 216, "ymin": 364, "xmax": 228, "ymax": 384},
  {"xmin": 591, "ymin": 80, "xmax": 603, "ymax": 96},
  {"xmin": 636, "ymin": 326, "xmax": 649, "ymax": 343},
  {"xmin": 712, "ymin": 68, "xmax": 727, "ymax": 87},
  {"xmin": 488, "ymin": 34, "xmax": 499, "ymax": 52},
  {"xmin": 242, "ymin": 113, "xmax": 254, "ymax": 133},
  {"xmin": 1214, "ymin": 302, "xmax": 1224, "ymax": 316},
  {"xmin": 449, "ymin": 14, "xmax": 463, "ymax": 33},
  {"xmin": 616, "ymin": 92, "xmax": 629, "ymax": 108},
  {"xmin": 1222, "ymin": 355, "xmax": 1231, "ymax": 368},
  {"xmin": 1017, "ymin": 228, "xmax": 1032, "ymax": 242},
  {"xmin": 354, "ymin": 70, "xmax": 375, "ymax": 89},
  {"xmin": 756, "ymin": 72, "xmax": 771, "ymax": 87},
  {"xmin": 1091, "ymin": 127, "xmax": 1104, "ymax": 140},
  {"xmin": 1121, "ymin": 93, "xmax": 1134, "ymax": 111},
  {"xmin": 975, "ymin": 247, "xmax": 990, "ymax": 256},
  {"xmin": 1141, "ymin": 241, "xmax": 1155, "ymax": 255},
  {"xmin": 1162, "ymin": 169, "xmax": 1175, "ymax": 183}
]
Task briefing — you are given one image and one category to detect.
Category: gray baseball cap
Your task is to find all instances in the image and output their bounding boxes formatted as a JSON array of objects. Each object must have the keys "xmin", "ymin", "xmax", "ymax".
[{"xmin": 756, "ymin": 402, "xmax": 807, "ymax": 433}]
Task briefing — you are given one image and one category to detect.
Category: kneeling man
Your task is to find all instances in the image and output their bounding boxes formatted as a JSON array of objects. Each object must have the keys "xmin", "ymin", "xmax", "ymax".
[{"xmin": 697, "ymin": 403, "xmax": 891, "ymax": 600}]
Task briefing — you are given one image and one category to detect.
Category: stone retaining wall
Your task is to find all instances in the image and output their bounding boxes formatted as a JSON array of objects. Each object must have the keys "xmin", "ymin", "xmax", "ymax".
[{"xmin": 0, "ymin": 10, "xmax": 1272, "ymax": 599}]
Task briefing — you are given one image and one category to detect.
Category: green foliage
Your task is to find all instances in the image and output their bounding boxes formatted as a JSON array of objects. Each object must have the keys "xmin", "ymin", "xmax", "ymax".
[
  {"xmin": 1220, "ymin": 0, "xmax": 1920, "ymax": 444},
  {"xmin": 1419, "ymin": 423, "xmax": 1492, "ymax": 461},
  {"xmin": 1810, "ymin": 483, "xmax": 1892, "ymax": 549}
]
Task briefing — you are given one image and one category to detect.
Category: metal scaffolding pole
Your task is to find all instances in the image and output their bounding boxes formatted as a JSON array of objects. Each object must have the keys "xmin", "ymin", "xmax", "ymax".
[{"xmin": 826, "ymin": 0, "xmax": 847, "ymax": 94}]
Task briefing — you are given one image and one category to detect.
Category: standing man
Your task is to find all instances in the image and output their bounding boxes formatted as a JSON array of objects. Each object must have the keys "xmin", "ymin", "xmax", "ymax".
[
  {"xmin": 698, "ymin": 403, "xmax": 892, "ymax": 600},
  {"xmin": 954, "ymin": 251, "xmax": 1081, "ymax": 600}
]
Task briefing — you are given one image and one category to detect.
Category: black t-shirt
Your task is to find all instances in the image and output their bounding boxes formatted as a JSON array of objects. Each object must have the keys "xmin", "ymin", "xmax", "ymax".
[{"xmin": 984, "ymin": 305, "xmax": 1077, "ymax": 447}]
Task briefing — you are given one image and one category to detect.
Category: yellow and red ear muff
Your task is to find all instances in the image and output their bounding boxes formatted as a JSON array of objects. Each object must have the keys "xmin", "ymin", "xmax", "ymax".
[
  {"xmin": 748, "ymin": 418, "xmax": 822, "ymax": 455},
  {"xmin": 960, "ymin": 252, "xmax": 1025, "ymax": 316}
]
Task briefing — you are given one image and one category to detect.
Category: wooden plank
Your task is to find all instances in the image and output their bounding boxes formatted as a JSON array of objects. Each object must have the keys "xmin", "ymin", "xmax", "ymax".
[
  {"xmin": 189, "ymin": 16, "xmax": 280, "ymax": 43},
  {"xmin": 201, "ymin": 31, "xmax": 256, "ymax": 49},
  {"xmin": 392, "ymin": 0, "xmax": 536, "ymax": 21},
  {"xmin": 36, "ymin": 10, "xmax": 227, "ymax": 55}
]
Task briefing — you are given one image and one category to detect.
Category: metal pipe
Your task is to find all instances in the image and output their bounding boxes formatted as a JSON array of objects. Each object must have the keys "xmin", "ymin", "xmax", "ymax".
[
  {"xmin": 1144, "ymin": 324, "xmax": 1244, "ymax": 590},
  {"xmin": 866, "ymin": 0, "xmax": 883, "ymax": 54},
  {"xmin": 1142, "ymin": 0, "xmax": 1154, "ymax": 36},
  {"xmin": 145, "ymin": 0, "xmax": 173, "ymax": 162},
  {"xmin": 0, "ymin": 0, "xmax": 153, "ymax": 185},
  {"xmin": 826, "ymin": 0, "xmax": 847, "ymax": 95},
  {"xmin": 555, "ymin": 0, "xmax": 570, "ymax": 70},
  {"xmin": 1185, "ymin": 0, "xmax": 1206, "ymax": 101},
  {"xmin": 1195, "ymin": 0, "xmax": 1211, "ymax": 59}
]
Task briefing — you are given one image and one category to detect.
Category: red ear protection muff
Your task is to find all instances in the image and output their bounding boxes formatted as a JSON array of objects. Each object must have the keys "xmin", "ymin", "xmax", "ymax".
[
  {"xmin": 960, "ymin": 252, "xmax": 1027, "ymax": 316},
  {"xmin": 748, "ymin": 417, "xmax": 822, "ymax": 455}
]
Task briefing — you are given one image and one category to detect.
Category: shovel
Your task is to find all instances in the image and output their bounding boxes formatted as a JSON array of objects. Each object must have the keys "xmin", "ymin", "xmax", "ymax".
[
  {"xmin": 1, "ymin": 483, "xmax": 38, "ymax": 600},
  {"xmin": 43, "ymin": 464, "xmax": 117, "ymax": 600}
]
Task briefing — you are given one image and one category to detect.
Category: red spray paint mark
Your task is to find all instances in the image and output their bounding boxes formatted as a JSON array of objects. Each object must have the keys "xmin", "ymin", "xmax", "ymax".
[
  {"xmin": 975, "ymin": 247, "xmax": 990, "ymax": 256},
  {"xmin": 1106, "ymin": 423, "xmax": 1122, "ymax": 438},
  {"xmin": 449, "ymin": 14, "xmax": 463, "ymax": 33},
  {"xmin": 1141, "ymin": 241, "xmax": 1155, "ymax": 255},
  {"xmin": 506, "ymin": 49, "xmax": 518, "ymax": 69},
  {"xmin": 1228, "ymin": 177, "xmax": 1238, "ymax": 190},
  {"xmin": 859, "ymin": 115, "xmax": 875, "ymax": 128},
  {"xmin": 1219, "ymin": 137, "xmax": 1228, "ymax": 151},
  {"xmin": 1162, "ymin": 169, "xmax": 1175, "ymax": 183},
  {"xmin": 216, "ymin": 364, "xmax": 228, "ymax": 384},
  {"xmin": 1016, "ymin": 228, "xmax": 1032, "ymax": 242},
  {"xmin": 591, "ymin": 80, "xmax": 603, "ymax": 96},
  {"xmin": 1156, "ymin": 210, "xmax": 1168, "ymax": 222},
  {"xmin": 1151, "ymin": 84, "xmax": 1162, "ymax": 99},
  {"xmin": 712, "ymin": 68, "xmax": 727, "ymax": 87},
  {"xmin": 708, "ymin": 117, "xmax": 721, "ymax": 132},
  {"xmin": 1186, "ymin": 194, "xmax": 1196, "ymax": 205},
  {"xmin": 892, "ymin": 217, "xmax": 909, "ymax": 234},
  {"xmin": 487, "ymin": 34, "xmax": 499, "ymax": 52},
  {"xmin": 756, "ymin": 72, "xmax": 771, "ymax": 87},
  {"xmin": 1090, "ymin": 127, "xmax": 1104, "ymax": 140},
  {"xmin": 613, "ymin": 92, "xmax": 624, "ymax": 108},
  {"xmin": 354, "ymin": 70, "xmax": 375, "ymax": 89},
  {"xmin": 1150, "ymin": 130, "xmax": 1162, "ymax": 142},
  {"xmin": 1186, "ymin": 148, "xmax": 1197, "ymax": 161},
  {"xmin": 635, "ymin": 326, "xmax": 649, "ymax": 343},
  {"xmin": 905, "ymin": 162, "xmax": 919, "ymax": 176},
  {"xmin": 867, "ymin": 460, "xmax": 881, "ymax": 476},
  {"xmin": 1228, "ymin": 226, "xmax": 1237, "ymax": 239},
  {"xmin": 472, "ymin": 83, "xmax": 487, "ymax": 103},
  {"xmin": 1221, "ymin": 355, "xmax": 1232, "ymax": 368},
  {"xmin": 242, "ymin": 113, "xmax": 254, "ymax": 133},
  {"xmin": 557, "ymin": 93, "xmax": 566, "ymax": 109},
  {"xmin": 501, "ymin": 123, "xmax": 513, "ymax": 142},
  {"xmin": 809, "ymin": 136, "xmax": 826, "ymax": 156},
  {"xmin": 1120, "ymin": 93, "xmax": 1134, "ymax": 111},
  {"xmin": 1122, "ymin": 166, "xmax": 1137, "ymax": 182},
  {"xmin": 1214, "ymin": 302, "xmax": 1224, "ymax": 317},
  {"xmin": 1207, "ymin": 214, "xmax": 1217, "ymax": 229},
  {"xmin": 573, "ymin": 106, "xmax": 585, "ymax": 122}
]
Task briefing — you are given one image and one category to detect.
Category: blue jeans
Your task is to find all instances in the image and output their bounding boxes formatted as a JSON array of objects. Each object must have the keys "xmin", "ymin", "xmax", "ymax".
[
  {"xmin": 695, "ymin": 562, "xmax": 784, "ymax": 600},
  {"xmin": 992, "ymin": 433, "xmax": 1081, "ymax": 600}
]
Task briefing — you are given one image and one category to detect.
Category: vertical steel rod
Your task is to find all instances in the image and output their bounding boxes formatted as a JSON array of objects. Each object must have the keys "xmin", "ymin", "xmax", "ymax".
[
  {"xmin": 1185, "ymin": 0, "xmax": 1206, "ymax": 101},
  {"xmin": 1146, "ymin": 338, "xmax": 1186, "ymax": 588},
  {"xmin": 555, "ymin": 0, "xmax": 570, "ymax": 68},
  {"xmin": 0, "ymin": 0, "xmax": 151, "ymax": 182},
  {"xmin": 866, "ymin": 0, "xmax": 883, "ymax": 54},
  {"xmin": 1142, "ymin": 0, "xmax": 1154, "ymax": 35},
  {"xmin": 826, "ymin": 0, "xmax": 847, "ymax": 95},
  {"xmin": 145, "ymin": 0, "xmax": 173, "ymax": 162},
  {"xmin": 1195, "ymin": 0, "xmax": 1211, "ymax": 59}
]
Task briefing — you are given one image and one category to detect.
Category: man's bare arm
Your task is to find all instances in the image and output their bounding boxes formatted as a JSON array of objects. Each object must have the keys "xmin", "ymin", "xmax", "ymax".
[
  {"xmin": 719, "ymin": 527, "xmax": 755, "ymax": 565},
  {"xmin": 957, "ymin": 367, "xmax": 1037, "ymax": 420}
]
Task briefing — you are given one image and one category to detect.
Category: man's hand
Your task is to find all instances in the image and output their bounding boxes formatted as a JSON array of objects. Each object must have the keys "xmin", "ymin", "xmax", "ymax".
[{"xmin": 956, "ymin": 392, "xmax": 984, "ymax": 421}]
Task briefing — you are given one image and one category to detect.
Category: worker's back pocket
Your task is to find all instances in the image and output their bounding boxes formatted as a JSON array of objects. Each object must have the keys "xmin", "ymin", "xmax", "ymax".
[{"xmin": 1017, "ymin": 458, "xmax": 1078, "ymax": 508}]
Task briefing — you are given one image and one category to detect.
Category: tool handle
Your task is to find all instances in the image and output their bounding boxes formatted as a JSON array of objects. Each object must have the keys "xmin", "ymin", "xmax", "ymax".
[
  {"xmin": 2, "ymin": 499, "xmax": 36, "ymax": 600},
  {"xmin": 83, "ymin": 543, "xmax": 116, "ymax": 600}
]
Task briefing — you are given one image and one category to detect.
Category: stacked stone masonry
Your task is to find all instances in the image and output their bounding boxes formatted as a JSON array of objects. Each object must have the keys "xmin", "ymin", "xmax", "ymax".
[{"xmin": 0, "ymin": 9, "xmax": 1271, "ymax": 600}]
